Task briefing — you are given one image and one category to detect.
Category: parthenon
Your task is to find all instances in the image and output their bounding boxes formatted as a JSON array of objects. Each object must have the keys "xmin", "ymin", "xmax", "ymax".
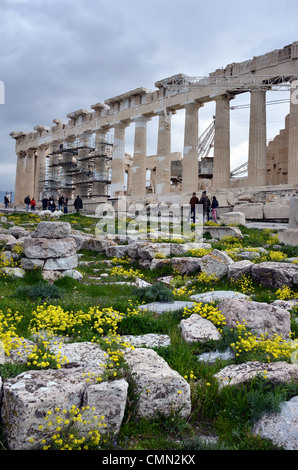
[{"xmin": 10, "ymin": 42, "xmax": 298, "ymax": 211}]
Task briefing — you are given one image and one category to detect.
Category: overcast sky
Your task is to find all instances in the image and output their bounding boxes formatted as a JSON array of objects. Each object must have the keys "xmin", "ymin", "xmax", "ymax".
[{"xmin": 0, "ymin": 0, "xmax": 296, "ymax": 194}]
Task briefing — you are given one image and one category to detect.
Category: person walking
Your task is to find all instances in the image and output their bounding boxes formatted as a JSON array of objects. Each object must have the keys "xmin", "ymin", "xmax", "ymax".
[
  {"xmin": 24, "ymin": 195, "xmax": 30, "ymax": 211},
  {"xmin": 199, "ymin": 191, "xmax": 211, "ymax": 223},
  {"xmin": 211, "ymin": 196, "xmax": 219, "ymax": 223},
  {"xmin": 74, "ymin": 195, "xmax": 83, "ymax": 213},
  {"xmin": 189, "ymin": 192, "xmax": 199, "ymax": 223}
]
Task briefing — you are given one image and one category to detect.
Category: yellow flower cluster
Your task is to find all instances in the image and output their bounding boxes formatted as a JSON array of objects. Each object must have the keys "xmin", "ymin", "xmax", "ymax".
[
  {"xmin": 188, "ymin": 248, "xmax": 212, "ymax": 258},
  {"xmin": 30, "ymin": 405, "xmax": 106, "ymax": 450},
  {"xmin": 230, "ymin": 322, "xmax": 296, "ymax": 362},
  {"xmin": 195, "ymin": 272, "xmax": 219, "ymax": 284},
  {"xmin": 268, "ymin": 251, "xmax": 288, "ymax": 262},
  {"xmin": 0, "ymin": 308, "xmax": 23, "ymax": 356},
  {"xmin": 29, "ymin": 304, "xmax": 126, "ymax": 338},
  {"xmin": 231, "ymin": 274, "xmax": 255, "ymax": 295},
  {"xmin": 275, "ymin": 286, "xmax": 298, "ymax": 300},
  {"xmin": 109, "ymin": 266, "xmax": 144, "ymax": 279},
  {"xmin": 110, "ymin": 256, "xmax": 131, "ymax": 265},
  {"xmin": 183, "ymin": 302, "xmax": 226, "ymax": 332},
  {"xmin": 154, "ymin": 253, "xmax": 166, "ymax": 259},
  {"xmin": 173, "ymin": 285, "xmax": 195, "ymax": 299}
]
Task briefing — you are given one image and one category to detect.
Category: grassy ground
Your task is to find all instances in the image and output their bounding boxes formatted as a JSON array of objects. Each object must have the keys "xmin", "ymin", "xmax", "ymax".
[{"xmin": 0, "ymin": 211, "xmax": 298, "ymax": 451}]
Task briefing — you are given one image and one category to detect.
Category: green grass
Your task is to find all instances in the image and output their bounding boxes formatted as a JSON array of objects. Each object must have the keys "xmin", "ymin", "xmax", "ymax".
[{"xmin": 0, "ymin": 212, "xmax": 298, "ymax": 451}]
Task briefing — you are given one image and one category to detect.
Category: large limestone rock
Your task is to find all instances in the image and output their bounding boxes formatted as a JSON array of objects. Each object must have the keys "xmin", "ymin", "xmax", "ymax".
[
  {"xmin": 217, "ymin": 298, "xmax": 291, "ymax": 339},
  {"xmin": 23, "ymin": 237, "xmax": 77, "ymax": 259},
  {"xmin": 32, "ymin": 221, "xmax": 72, "ymax": 239},
  {"xmin": 288, "ymin": 197, "xmax": 298, "ymax": 229},
  {"xmin": 233, "ymin": 203, "xmax": 264, "ymax": 220},
  {"xmin": 199, "ymin": 249, "xmax": 234, "ymax": 279},
  {"xmin": 70, "ymin": 230, "xmax": 117, "ymax": 252},
  {"xmin": 220, "ymin": 212, "xmax": 246, "ymax": 225},
  {"xmin": 203, "ymin": 226, "xmax": 243, "ymax": 240},
  {"xmin": 81, "ymin": 379, "xmax": 129, "ymax": 437},
  {"xmin": 278, "ymin": 229, "xmax": 298, "ymax": 247},
  {"xmin": 253, "ymin": 396, "xmax": 298, "ymax": 450},
  {"xmin": 171, "ymin": 257, "xmax": 201, "ymax": 276},
  {"xmin": 48, "ymin": 341, "xmax": 108, "ymax": 369},
  {"xmin": 179, "ymin": 314, "xmax": 221, "ymax": 343},
  {"xmin": 43, "ymin": 254, "xmax": 78, "ymax": 271},
  {"xmin": 228, "ymin": 260, "xmax": 254, "ymax": 280},
  {"xmin": 214, "ymin": 361, "xmax": 298, "ymax": 390},
  {"xmin": 251, "ymin": 262, "xmax": 298, "ymax": 288},
  {"xmin": 138, "ymin": 243, "xmax": 171, "ymax": 260},
  {"xmin": 190, "ymin": 290, "xmax": 249, "ymax": 303},
  {"xmin": 1, "ymin": 367, "xmax": 102, "ymax": 450},
  {"xmin": 123, "ymin": 348, "xmax": 191, "ymax": 419}
]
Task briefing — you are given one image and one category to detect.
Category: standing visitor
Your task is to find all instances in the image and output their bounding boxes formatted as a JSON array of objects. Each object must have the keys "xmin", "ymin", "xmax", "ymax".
[
  {"xmin": 199, "ymin": 191, "xmax": 211, "ymax": 223},
  {"xmin": 211, "ymin": 196, "xmax": 219, "ymax": 223},
  {"xmin": 30, "ymin": 198, "xmax": 36, "ymax": 211},
  {"xmin": 64, "ymin": 197, "xmax": 69, "ymax": 214},
  {"xmin": 74, "ymin": 195, "xmax": 83, "ymax": 213},
  {"xmin": 189, "ymin": 192, "xmax": 199, "ymax": 223},
  {"xmin": 48, "ymin": 196, "xmax": 56, "ymax": 212},
  {"xmin": 58, "ymin": 195, "xmax": 64, "ymax": 211},
  {"xmin": 24, "ymin": 195, "xmax": 30, "ymax": 211},
  {"xmin": 4, "ymin": 195, "xmax": 9, "ymax": 209},
  {"xmin": 42, "ymin": 196, "xmax": 48, "ymax": 211}
]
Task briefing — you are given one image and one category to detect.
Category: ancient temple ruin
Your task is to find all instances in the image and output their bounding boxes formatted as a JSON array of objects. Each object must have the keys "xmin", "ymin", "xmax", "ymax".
[{"xmin": 10, "ymin": 42, "xmax": 298, "ymax": 211}]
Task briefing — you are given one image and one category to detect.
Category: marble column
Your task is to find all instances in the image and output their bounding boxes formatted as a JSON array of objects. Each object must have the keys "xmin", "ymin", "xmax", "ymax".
[
  {"xmin": 288, "ymin": 82, "xmax": 298, "ymax": 185},
  {"xmin": 110, "ymin": 122, "xmax": 128, "ymax": 198},
  {"xmin": 248, "ymin": 89, "xmax": 267, "ymax": 186},
  {"xmin": 35, "ymin": 145, "xmax": 48, "ymax": 202},
  {"xmin": 213, "ymin": 95, "xmax": 232, "ymax": 189},
  {"xmin": 24, "ymin": 148, "xmax": 36, "ymax": 198},
  {"xmin": 14, "ymin": 151, "xmax": 27, "ymax": 204},
  {"xmin": 182, "ymin": 101, "xmax": 200, "ymax": 193},
  {"xmin": 131, "ymin": 115, "xmax": 150, "ymax": 196},
  {"xmin": 155, "ymin": 110, "xmax": 172, "ymax": 195}
]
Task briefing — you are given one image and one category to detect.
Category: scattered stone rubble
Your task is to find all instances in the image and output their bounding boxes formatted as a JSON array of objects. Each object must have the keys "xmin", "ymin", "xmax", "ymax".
[{"xmin": 1, "ymin": 220, "xmax": 298, "ymax": 450}]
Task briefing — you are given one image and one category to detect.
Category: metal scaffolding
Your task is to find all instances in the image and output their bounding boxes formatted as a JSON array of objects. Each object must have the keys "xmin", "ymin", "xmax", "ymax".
[{"xmin": 39, "ymin": 136, "xmax": 113, "ymax": 200}]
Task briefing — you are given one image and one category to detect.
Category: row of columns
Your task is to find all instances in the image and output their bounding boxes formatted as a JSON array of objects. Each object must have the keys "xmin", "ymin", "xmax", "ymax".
[{"xmin": 14, "ymin": 88, "xmax": 298, "ymax": 205}]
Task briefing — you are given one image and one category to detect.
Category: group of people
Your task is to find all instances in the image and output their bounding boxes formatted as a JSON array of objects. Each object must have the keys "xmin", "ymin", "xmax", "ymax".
[
  {"xmin": 23, "ymin": 195, "xmax": 83, "ymax": 213},
  {"xmin": 189, "ymin": 191, "xmax": 219, "ymax": 224},
  {"xmin": 24, "ymin": 195, "xmax": 36, "ymax": 211}
]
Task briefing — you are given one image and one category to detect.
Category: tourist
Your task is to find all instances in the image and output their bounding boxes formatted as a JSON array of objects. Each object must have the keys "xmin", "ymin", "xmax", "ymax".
[
  {"xmin": 211, "ymin": 196, "xmax": 219, "ymax": 223},
  {"xmin": 189, "ymin": 192, "xmax": 199, "ymax": 223},
  {"xmin": 30, "ymin": 197, "xmax": 36, "ymax": 211},
  {"xmin": 24, "ymin": 195, "xmax": 30, "ymax": 211},
  {"xmin": 64, "ymin": 197, "xmax": 69, "ymax": 214},
  {"xmin": 4, "ymin": 195, "xmax": 9, "ymax": 209},
  {"xmin": 48, "ymin": 196, "xmax": 56, "ymax": 212},
  {"xmin": 42, "ymin": 196, "xmax": 48, "ymax": 210},
  {"xmin": 58, "ymin": 194, "xmax": 64, "ymax": 211},
  {"xmin": 199, "ymin": 191, "xmax": 211, "ymax": 223},
  {"xmin": 74, "ymin": 195, "xmax": 83, "ymax": 213}
]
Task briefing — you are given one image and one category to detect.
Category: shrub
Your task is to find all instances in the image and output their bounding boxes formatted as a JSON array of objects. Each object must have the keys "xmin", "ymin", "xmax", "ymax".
[
  {"xmin": 132, "ymin": 282, "xmax": 174, "ymax": 303},
  {"xmin": 14, "ymin": 282, "xmax": 62, "ymax": 301}
]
